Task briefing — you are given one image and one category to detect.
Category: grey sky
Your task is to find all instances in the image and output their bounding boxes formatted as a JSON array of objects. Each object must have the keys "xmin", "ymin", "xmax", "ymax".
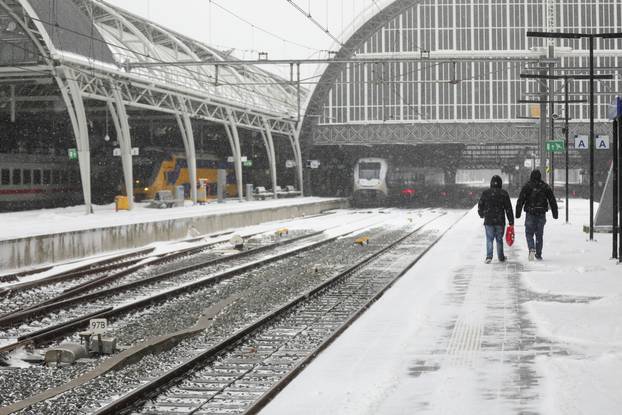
[{"xmin": 106, "ymin": 0, "xmax": 382, "ymax": 80}]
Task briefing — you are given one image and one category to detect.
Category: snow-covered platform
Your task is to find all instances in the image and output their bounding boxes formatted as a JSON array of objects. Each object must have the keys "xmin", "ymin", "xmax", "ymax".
[
  {"xmin": 261, "ymin": 199, "xmax": 622, "ymax": 415},
  {"xmin": 0, "ymin": 197, "xmax": 347, "ymax": 271}
]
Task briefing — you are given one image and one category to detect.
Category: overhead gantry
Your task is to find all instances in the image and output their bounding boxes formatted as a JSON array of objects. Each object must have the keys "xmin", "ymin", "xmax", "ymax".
[{"xmin": 0, "ymin": 0, "xmax": 305, "ymax": 214}]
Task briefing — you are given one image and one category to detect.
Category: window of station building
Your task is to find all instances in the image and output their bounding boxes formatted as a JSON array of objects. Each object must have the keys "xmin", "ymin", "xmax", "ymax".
[
  {"xmin": 43, "ymin": 170, "xmax": 51, "ymax": 185},
  {"xmin": 12, "ymin": 169, "xmax": 21, "ymax": 185},
  {"xmin": 52, "ymin": 170, "xmax": 61, "ymax": 185},
  {"xmin": 23, "ymin": 169, "xmax": 32, "ymax": 185},
  {"xmin": 33, "ymin": 170, "xmax": 41, "ymax": 185},
  {"xmin": 1, "ymin": 169, "xmax": 9, "ymax": 185}
]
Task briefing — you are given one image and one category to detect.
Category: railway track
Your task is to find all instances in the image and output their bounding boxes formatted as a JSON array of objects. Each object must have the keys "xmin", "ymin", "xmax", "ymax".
[
  {"xmin": 0, "ymin": 211, "xmax": 390, "ymax": 355},
  {"xmin": 0, "ymin": 210, "xmax": 341, "ymax": 303},
  {"xmin": 0, "ymin": 230, "xmax": 274, "ymax": 316},
  {"xmin": 89, "ymin": 212, "xmax": 461, "ymax": 415}
]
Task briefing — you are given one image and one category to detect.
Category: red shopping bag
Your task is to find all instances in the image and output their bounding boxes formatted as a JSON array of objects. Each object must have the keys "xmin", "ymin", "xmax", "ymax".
[{"xmin": 506, "ymin": 225, "xmax": 515, "ymax": 247}]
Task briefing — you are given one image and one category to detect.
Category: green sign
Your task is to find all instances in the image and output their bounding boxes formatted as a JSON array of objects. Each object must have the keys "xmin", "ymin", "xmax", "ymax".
[
  {"xmin": 545, "ymin": 140, "xmax": 565, "ymax": 153},
  {"xmin": 243, "ymin": 160, "xmax": 253, "ymax": 167},
  {"xmin": 68, "ymin": 148, "xmax": 78, "ymax": 160}
]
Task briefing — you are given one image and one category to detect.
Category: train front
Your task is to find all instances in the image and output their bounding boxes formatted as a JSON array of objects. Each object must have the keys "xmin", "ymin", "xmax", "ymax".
[{"xmin": 352, "ymin": 158, "xmax": 388, "ymax": 206}]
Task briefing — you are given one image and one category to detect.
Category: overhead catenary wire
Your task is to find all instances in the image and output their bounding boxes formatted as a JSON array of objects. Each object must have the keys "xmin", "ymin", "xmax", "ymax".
[
  {"xmin": 209, "ymin": 0, "xmax": 321, "ymax": 53},
  {"xmin": 284, "ymin": 0, "xmax": 344, "ymax": 47}
]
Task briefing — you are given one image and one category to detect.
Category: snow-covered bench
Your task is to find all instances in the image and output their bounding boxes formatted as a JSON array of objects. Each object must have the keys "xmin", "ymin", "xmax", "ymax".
[
  {"xmin": 147, "ymin": 190, "xmax": 184, "ymax": 208},
  {"xmin": 254, "ymin": 186, "xmax": 273, "ymax": 200}
]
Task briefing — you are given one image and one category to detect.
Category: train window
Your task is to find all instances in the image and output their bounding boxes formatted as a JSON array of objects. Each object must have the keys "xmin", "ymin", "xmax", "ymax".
[
  {"xmin": 12, "ymin": 169, "xmax": 21, "ymax": 185},
  {"xmin": 33, "ymin": 170, "xmax": 41, "ymax": 185},
  {"xmin": 61, "ymin": 171, "xmax": 69, "ymax": 184},
  {"xmin": 1, "ymin": 169, "xmax": 9, "ymax": 185},
  {"xmin": 43, "ymin": 170, "xmax": 51, "ymax": 185},
  {"xmin": 358, "ymin": 163, "xmax": 381, "ymax": 180},
  {"xmin": 52, "ymin": 170, "xmax": 61, "ymax": 185},
  {"xmin": 23, "ymin": 169, "xmax": 32, "ymax": 185}
]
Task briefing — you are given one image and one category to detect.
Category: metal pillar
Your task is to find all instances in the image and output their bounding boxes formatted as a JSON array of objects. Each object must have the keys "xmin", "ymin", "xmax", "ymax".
[
  {"xmin": 589, "ymin": 36, "xmax": 595, "ymax": 240},
  {"xmin": 618, "ymin": 118, "xmax": 622, "ymax": 261},
  {"xmin": 261, "ymin": 118, "xmax": 278, "ymax": 199},
  {"xmin": 175, "ymin": 104, "xmax": 198, "ymax": 204},
  {"xmin": 57, "ymin": 73, "xmax": 92, "ymax": 214},
  {"xmin": 225, "ymin": 109, "xmax": 244, "ymax": 201},
  {"xmin": 613, "ymin": 117, "xmax": 619, "ymax": 259},
  {"xmin": 288, "ymin": 125, "xmax": 304, "ymax": 196},
  {"xmin": 564, "ymin": 79, "xmax": 570, "ymax": 223},
  {"xmin": 109, "ymin": 86, "xmax": 134, "ymax": 210},
  {"xmin": 539, "ymin": 66, "xmax": 548, "ymax": 178}
]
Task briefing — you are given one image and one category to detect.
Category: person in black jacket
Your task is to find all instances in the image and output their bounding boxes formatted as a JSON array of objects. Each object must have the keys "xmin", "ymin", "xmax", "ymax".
[
  {"xmin": 478, "ymin": 175, "xmax": 514, "ymax": 263},
  {"xmin": 515, "ymin": 170, "xmax": 558, "ymax": 261}
]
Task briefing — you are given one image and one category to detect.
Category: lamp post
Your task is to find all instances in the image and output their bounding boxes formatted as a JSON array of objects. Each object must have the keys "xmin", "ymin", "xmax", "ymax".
[{"xmin": 527, "ymin": 31, "xmax": 622, "ymax": 240}]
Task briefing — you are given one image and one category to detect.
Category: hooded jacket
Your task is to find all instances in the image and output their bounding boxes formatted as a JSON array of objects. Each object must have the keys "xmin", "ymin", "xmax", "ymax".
[
  {"xmin": 515, "ymin": 170, "xmax": 559, "ymax": 219},
  {"xmin": 478, "ymin": 175, "xmax": 514, "ymax": 226}
]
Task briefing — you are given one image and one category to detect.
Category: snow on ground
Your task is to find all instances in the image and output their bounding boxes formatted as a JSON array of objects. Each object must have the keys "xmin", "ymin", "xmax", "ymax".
[
  {"xmin": 261, "ymin": 199, "xmax": 622, "ymax": 415},
  {"xmin": 0, "ymin": 197, "xmax": 341, "ymax": 240}
]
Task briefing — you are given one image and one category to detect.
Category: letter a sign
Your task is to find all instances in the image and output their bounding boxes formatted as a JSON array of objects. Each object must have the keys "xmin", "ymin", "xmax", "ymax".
[
  {"xmin": 596, "ymin": 135, "xmax": 610, "ymax": 150},
  {"xmin": 575, "ymin": 135, "xmax": 589, "ymax": 150}
]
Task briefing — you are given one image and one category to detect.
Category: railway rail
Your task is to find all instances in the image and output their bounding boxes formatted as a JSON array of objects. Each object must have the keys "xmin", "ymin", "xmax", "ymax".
[
  {"xmin": 0, "ymin": 211, "xmax": 390, "ymax": 355},
  {"xmin": 89, "ymin": 212, "xmax": 461, "ymax": 415}
]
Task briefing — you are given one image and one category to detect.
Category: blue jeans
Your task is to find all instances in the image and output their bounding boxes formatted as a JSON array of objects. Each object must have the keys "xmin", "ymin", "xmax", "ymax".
[
  {"xmin": 525, "ymin": 213, "xmax": 546, "ymax": 256},
  {"xmin": 485, "ymin": 225, "xmax": 505, "ymax": 259}
]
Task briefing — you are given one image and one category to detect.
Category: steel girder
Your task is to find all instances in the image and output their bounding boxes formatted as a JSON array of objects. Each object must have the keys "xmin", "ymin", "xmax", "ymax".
[
  {"xmin": 311, "ymin": 121, "xmax": 613, "ymax": 147},
  {"xmin": 66, "ymin": 66, "xmax": 297, "ymax": 136}
]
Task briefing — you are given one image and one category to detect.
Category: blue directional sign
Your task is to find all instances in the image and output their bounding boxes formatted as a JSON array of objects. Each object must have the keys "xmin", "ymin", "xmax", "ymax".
[{"xmin": 607, "ymin": 96, "xmax": 622, "ymax": 120}]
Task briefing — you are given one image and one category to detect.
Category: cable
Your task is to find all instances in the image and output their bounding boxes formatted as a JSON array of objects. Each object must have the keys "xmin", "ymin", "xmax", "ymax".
[
  {"xmin": 209, "ymin": 0, "xmax": 321, "ymax": 53},
  {"xmin": 284, "ymin": 0, "xmax": 344, "ymax": 47}
]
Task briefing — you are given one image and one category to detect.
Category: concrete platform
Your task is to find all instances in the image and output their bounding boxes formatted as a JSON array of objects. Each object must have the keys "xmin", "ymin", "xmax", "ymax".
[
  {"xmin": 0, "ymin": 197, "xmax": 347, "ymax": 271},
  {"xmin": 261, "ymin": 200, "xmax": 622, "ymax": 415}
]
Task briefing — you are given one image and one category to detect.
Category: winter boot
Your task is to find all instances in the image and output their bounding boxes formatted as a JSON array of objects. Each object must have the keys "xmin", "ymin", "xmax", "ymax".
[{"xmin": 485, "ymin": 257, "xmax": 492, "ymax": 264}]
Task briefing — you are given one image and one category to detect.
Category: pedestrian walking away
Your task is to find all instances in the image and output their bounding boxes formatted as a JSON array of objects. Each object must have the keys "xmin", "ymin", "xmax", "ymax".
[
  {"xmin": 515, "ymin": 170, "xmax": 559, "ymax": 261},
  {"xmin": 478, "ymin": 175, "xmax": 514, "ymax": 263}
]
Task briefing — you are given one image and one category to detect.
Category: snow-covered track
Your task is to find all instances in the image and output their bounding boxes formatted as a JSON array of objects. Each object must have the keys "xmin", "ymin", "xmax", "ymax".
[
  {"xmin": 92, "ymin": 212, "xmax": 460, "ymax": 415},
  {"xmin": 0, "ymin": 211, "xmax": 390, "ymax": 355}
]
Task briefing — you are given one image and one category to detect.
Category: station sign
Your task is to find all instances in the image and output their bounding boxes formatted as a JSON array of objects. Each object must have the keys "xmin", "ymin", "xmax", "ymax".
[
  {"xmin": 285, "ymin": 160, "xmax": 296, "ymax": 168},
  {"xmin": 607, "ymin": 97, "xmax": 622, "ymax": 120},
  {"xmin": 227, "ymin": 156, "xmax": 248, "ymax": 163},
  {"xmin": 575, "ymin": 135, "xmax": 589, "ymax": 150},
  {"xmin": 113, "ymin": 148, "xmax": 140, "ymax": 156},
  {"xmin": 545, "ymin": 140, "xmax": 565, "ymax": 153},
  {"xmin": 68, "ymin": 148, "xmax": 78, "ymax": 160},
  {"xmin": 596, "ymin": 135, "xmax": 610, "ymax": 150}
]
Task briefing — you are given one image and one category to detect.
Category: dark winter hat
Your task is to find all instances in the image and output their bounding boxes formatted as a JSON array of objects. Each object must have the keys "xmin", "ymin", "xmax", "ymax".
[
  {"xmin": 530, "ymin": 170, "xmax": 542, "ymax": 182},
  {"xmin": 490, "ymin": 175, "xmax": 503, "ymax": 188}
]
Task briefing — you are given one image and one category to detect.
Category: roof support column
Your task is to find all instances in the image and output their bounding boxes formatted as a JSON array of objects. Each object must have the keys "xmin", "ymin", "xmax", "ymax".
[
  {"xmin": 225, "ymin": 109, "xmax": 244, "ymax": 201},
  {"xmin": 261, "ymin": 118, "xmax": 278, "ymax": 199},
  {"xmin": 288, "ymin": 124, "xmax": 304, "ymax": 196},
  {"xmin": 55, "ymin": 70, "xmax": 92, "ymax": 214},
  {"xmin": 109, "ymin": 84, "xmax": 134, "ymax": 210},
  {"xmin": 175, "ymin": 99, "xmax": 197, "ymax": 204}
]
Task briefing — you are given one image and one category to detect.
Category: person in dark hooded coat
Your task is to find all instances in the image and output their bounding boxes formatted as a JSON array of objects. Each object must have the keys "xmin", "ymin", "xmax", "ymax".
[
  {"xmin": 478, "ymin": 175, "xmax": 514, "ymax": 263},
  {"xmin": 515, "ymin": 169, "xmax": 558, "ymax": 261}
]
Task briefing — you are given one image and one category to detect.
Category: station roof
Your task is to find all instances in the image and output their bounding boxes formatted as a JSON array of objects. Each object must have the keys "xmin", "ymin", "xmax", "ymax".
[{"xmin": 23, "ymin": 0, "xmax": 302, "ymax": 117}]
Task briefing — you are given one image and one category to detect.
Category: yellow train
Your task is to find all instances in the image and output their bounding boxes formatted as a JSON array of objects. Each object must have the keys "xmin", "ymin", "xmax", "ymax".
[{"xmin": 133, "ymin": 151, "xmax": 238, "ymax": 201}]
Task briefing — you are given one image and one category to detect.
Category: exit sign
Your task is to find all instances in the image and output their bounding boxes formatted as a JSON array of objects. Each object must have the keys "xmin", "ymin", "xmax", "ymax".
[
  {"xmin": 68, "ymin": 148, "xmax": 78, "ymax": 160},
  {"xmin": 545, "ymin": 140, "xmax": 565, "ymax": 153}
]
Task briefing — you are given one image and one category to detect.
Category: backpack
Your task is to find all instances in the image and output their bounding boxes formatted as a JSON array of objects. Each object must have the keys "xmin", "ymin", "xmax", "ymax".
[{"xmin": 526, "ymin": 183, "xmax": 548, "ymax": 215}]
